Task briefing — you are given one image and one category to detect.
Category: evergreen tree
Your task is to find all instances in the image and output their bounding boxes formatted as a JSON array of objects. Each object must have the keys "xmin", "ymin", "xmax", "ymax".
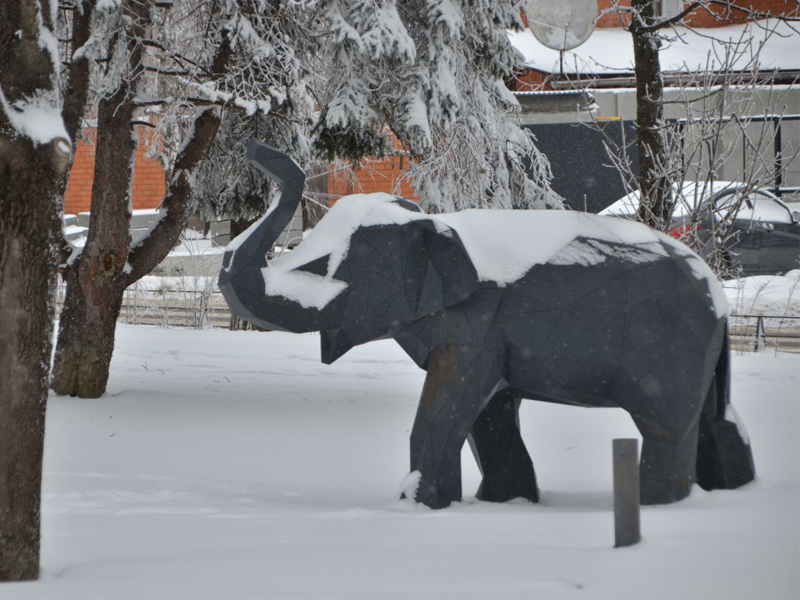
[{"xmin": 315, "ymin": 0, "xmax": 562, "ymax": 212}]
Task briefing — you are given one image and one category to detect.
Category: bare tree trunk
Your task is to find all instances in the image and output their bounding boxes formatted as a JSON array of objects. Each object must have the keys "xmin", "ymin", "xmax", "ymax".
[
  {"xmin": 51, "ymin": 6, "xmax": 230, "ymax": 397},
  {"xmin": 52, "ymin": 107, "xmax": 224, "ymax": 397},
  {"xmin": 61, "ymin": 2, "xmax": 95, "ymax": 143},
  {"xmin": 55, "ymin": 0, "xmax": 96, "ymax": 233},
  {"xmin": 631, "ymin": 0, "xmax": 671, "ymax": 227},
  {"xmin": 54, "ymin": 1, "xmax": 97, "ymax": 282},
  {"xmin": 51, "ymin": 0, "xmax": 150, "ymax": 398},
  {"xmin": 50, "ymin": 83, "xmax": 136, "ymax": 398},
  {"xmin": 0, "ymin": 0, "xmax": 70, "ymax": 581},
  {"xmin": 124, "ymin": 108, "xmax": 223, "ymax": 284},
  {"xmin": 0, "ymin": 158, "xmax": 63, "ymax": 580}
]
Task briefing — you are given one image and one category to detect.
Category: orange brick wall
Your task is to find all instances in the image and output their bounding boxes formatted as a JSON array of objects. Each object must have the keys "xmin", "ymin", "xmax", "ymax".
[
  {"xmin": 596, "ymin": 1, "xmax": 631, "ymax": 27},
  {"xmin": 64, "ymin": 133, "xmax": 96, "ymax": 214},
  {"xmin": 595, "ymin": 0, "xmax": 796, "ymax": 28},
  {"xmin": 64, "ymin": 127, "xmax": 167, "ymax": 215},
  {"xmin": 513, "ymin": 69, "xmax": 551, "ymax": 92},
  {"xmin": 683, "ymin": 0, "xmax": 799, "ymax": 25},
  {"xmin": 328, "ymin": 142, "xmax": 419, "ymax": 206}
]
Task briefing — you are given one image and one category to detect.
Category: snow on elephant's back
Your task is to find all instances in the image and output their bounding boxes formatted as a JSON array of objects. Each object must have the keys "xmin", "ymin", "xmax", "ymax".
[{"xmin": 437, "ymin": 209, "xmax": 728, "ymax": 318}]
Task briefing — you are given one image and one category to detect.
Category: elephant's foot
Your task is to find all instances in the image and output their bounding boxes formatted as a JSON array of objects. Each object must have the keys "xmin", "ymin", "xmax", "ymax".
[
  {"xmin": 632, "ymin": 411, "xmax": 700, "ymax": 505},
  {"xmin": 410, "ymin": 477, "xmax": 457, "ymax": 509},
  {"xmin": 638, "ymin": 433, "xmax": 698, "ymax": 505},
  {"xmin": 398, "ymin": 468, "xmax": 461, "ymax": 509},
  {"xmin": 477, "ymin": 467, "xmax": 539, "ymax": 504},
  {"xmin": 640, "ymin": 473, "xmax": 693, "ymax": 505},
  {"xmin": 696, "ymin": 409, "xmax": 755, "ymax": 491}
]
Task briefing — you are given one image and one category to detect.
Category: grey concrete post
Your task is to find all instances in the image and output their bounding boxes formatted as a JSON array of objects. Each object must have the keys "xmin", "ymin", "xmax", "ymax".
[{"xmin": 613, "ymin": 438, "xmax": 641, "ymax": 547}]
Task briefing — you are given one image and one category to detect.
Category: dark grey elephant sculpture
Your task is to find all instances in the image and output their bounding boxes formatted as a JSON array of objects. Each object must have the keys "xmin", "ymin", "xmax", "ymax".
[{"xmin": 219, "ymin": 139, "xmax": 755, "ymax": 509}]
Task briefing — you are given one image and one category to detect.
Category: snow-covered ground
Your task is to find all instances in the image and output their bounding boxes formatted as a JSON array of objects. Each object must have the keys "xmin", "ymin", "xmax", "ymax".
[
  {"xmin": 726, "ymin": 270, "xmax": 800, "ymax": 318},
  {"xmin": 3, "ymin": 326, "xmax": 798, "ymax": 600}
]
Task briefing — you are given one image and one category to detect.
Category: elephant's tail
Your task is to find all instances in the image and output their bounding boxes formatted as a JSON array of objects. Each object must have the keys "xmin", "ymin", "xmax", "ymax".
[
  {"xmin": 714, "ymin": 322, "xmax": 731, "ymax": 415},
  {"xmin": 695, "ymin": 319, "xmax": 756, "ymax": 490}
]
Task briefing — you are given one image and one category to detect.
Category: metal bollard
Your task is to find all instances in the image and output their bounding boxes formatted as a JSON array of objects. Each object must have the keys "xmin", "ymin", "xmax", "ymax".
[
  {"xmin": 613, "ymin": 438, "xmax": 641, "ymax": 548},
  {"xmin": 754, "ymin": 316, "xmax": 767, "ymax": 353}
]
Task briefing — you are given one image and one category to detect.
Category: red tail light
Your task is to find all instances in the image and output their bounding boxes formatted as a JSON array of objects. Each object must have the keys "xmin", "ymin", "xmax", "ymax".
[{"xmin": 668, "ymin": 225, "xmax": 702, "ymax": 240}]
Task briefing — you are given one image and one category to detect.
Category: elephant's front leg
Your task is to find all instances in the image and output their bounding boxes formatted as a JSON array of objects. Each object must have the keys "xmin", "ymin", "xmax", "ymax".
[{"xmin": 409, "ymin": 344, "xmax": 506, "ymax": 509}]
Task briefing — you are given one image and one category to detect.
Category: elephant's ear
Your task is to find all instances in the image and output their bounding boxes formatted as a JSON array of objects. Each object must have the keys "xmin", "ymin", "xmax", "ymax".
[{"xmin": 414, "ymin": 219, "xmax": 479, "ymax": 317}]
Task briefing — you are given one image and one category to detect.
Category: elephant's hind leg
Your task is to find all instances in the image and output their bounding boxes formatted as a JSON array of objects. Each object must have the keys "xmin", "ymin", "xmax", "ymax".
[
  {"xmin": 696, "ymin": 338, "xmax": 756, "ymax": 490},
  {"xmin": 628, "ymin": 382, "xmax": 703, "ymax": 505},
  {"xmin": 633, "ymin": 411, "xmax": 700, "ymax": 505},
  {"xmin": 468, "ymin": 393, "xmax": 538, "ymax": 503},
  {"xmin": 696, "ymin": 407, "xmax": 755, "ymax": 491}
]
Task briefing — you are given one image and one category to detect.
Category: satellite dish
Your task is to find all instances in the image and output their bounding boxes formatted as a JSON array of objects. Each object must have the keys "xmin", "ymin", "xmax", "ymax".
[{"xmin": 526, "ymin": 0, "xmax": 598, "ymax": 51}]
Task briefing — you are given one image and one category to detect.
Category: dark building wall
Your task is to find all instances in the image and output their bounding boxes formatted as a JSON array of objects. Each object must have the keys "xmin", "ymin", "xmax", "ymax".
[{"xmin": 526, "ymin": 121, "xmax": 639, "ymax": 213}]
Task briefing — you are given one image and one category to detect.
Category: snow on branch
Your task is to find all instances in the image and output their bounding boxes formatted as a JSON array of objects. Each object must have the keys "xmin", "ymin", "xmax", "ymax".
[
  {"xmin": 0, "ymin": 0, "xmax": 69, "ymax": 148},
  {"xmin": 316, "ymin": 0, "xmax": 562, "ymax": 211},
  {"xmin": 0, "ymin": 87, "xmax": 70, "ymax": 147}
]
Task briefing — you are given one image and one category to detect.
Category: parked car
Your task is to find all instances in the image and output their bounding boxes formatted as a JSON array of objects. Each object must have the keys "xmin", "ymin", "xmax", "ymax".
[{"xmin": 601, "ymin": 182, "xmax": 800, "ymax": 277}]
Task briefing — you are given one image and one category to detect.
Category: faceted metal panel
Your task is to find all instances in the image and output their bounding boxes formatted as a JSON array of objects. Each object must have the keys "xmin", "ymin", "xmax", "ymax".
[{"xmin": 219, "ymin": 140, "xmax": 756, "ymax": 510}]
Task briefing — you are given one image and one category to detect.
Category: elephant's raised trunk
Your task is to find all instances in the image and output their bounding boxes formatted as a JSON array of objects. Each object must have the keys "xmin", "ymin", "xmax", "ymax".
[{"xmin": 219, "ymin": 139, "xmax": 322, "ymax": 332}]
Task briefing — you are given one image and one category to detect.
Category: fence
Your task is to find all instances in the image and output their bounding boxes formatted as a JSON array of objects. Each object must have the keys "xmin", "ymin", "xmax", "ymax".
[
  {"xmin": 54, "ymin": 278, "xmax": 800, "ymax": 354},
  {"xmin": 54, "ymin": 277, "xmax": 233, "ymax": 329},
  {"xmin": 729, "ymin": 313, "xmax": 800, "ymax": 353}
]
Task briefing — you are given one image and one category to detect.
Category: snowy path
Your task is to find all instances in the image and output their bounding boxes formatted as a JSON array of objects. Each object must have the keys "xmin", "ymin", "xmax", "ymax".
[{"xmin": 2, "ymin": 325, "xmax": 798, "ymax": 599}]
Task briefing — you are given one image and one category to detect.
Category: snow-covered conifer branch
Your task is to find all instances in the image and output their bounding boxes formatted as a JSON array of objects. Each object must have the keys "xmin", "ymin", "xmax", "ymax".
[{"xmin": 315, "ymin": 0, "xmax": 562, "ymax": 211}]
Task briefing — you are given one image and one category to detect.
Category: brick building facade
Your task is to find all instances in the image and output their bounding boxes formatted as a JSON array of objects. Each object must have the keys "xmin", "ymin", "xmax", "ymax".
[
  {"xmin": 595, "ymin": 0, "xmax": 797, "ymax": 28},
  {"xmin": 64, "ymin": 126, "xmax": 166, "ymax": 215},
  {"xmin": 327, "ymin": 136, "xmax": 419, "ymax": 203}
]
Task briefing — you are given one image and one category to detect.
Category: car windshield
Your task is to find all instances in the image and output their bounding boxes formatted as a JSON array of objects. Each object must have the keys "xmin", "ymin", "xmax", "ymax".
[
  {"xmin": 714, "ymin": 191, "xmax": 793, "ymax": 224},
  {"xmin": 601, "ymin": 181, "xmax": 739, "ymax": 219},
  {"xmin": 601, "ymin": 182, "xmax": 796, "ymax": 226}
]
